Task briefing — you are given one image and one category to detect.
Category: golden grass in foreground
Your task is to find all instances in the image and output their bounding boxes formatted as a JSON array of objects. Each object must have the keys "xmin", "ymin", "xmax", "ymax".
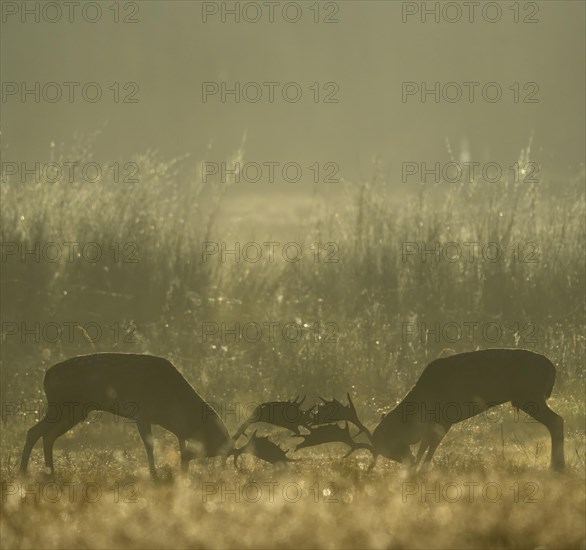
[{"xmin": 2, "ymin": 435, "xmax": 585, "ymax": 550}]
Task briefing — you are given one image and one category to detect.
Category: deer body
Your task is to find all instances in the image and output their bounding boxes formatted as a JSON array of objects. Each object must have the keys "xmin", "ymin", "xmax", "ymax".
[
  {"xmin": 20, "ymin": 353, "xmax": 231, "ymax": 477},
  {"xmin": 371, "ymin": 349, "xmax": 564, "ymax": 470}
]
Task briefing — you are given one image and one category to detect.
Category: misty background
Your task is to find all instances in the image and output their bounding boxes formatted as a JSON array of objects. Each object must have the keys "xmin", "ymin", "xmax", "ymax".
[
  {"xmin": 2, "ymin": 2, "xmax": 584, "ymax": 236},
  {"xmin": 1, "ymin": 0, "xmax": 584, "ymax": 389}
]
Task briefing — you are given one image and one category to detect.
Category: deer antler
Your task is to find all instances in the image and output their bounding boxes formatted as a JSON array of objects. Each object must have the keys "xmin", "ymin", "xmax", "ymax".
[
  {"xmin": 295, "ymin": 422, "xmax": 374, "ymax": 456},
  {"xmin": 311, "ymin": 394, "xmax": 372, "ymax": 440},
  {"xmin": 232, "ymin": 396, "xmax": 314, "ymax": 442},
  {"xmin": 346, "ymin": 393, "xmax": 372, "ymax": 440},
  {"xmin": 295, "ymin": 395, "xmax": 306, "ymax": 407},
  {"xmin": 230, "ymin": 430, "xmax": 296, "ymax": 466}
]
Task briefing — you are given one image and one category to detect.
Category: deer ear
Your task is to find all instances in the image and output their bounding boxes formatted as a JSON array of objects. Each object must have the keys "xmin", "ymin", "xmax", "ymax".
[{"xmin": 298, "ymin": 395, "xmax": 306, "ymax": 407}]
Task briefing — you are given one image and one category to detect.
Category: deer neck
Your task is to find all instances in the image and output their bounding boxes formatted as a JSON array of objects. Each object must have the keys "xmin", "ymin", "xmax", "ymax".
[{"xmin": 387, "ymin": 401, "xmax": 426, "ymax": 445}]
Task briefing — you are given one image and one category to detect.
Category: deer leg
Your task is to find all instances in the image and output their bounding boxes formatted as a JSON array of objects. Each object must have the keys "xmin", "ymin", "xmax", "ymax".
[
  {"xmin": 136, "ymin": 421, "xmax": 157, "ymax": 478},
  {"xmin": 42, "ymin": 416, "xmax": 82, "ymax": 474},
  {"xmin": 418, "ymin": 425, "xmax": 450, "ymax": 469},
  {"xmin": 421, "ymin": 436, "xmax": 442, "ymax": 465},
  {"xmin": 20, "ymin": 417, "xmax": 52, "ymax": 474},
  {"xmin": 178, "ymin": 439, "xmax": 189, "ymax": 473},
  {"xmin": 520, "ymin": 401, "xmax": 564, "ymax": 471},
  {"xmin": 414, "ymin": 438, "xmax": 430, "ymax": 466},
  {"xmin": 367, "ymin": 453, "xmax": 379, "ymax": 472}
]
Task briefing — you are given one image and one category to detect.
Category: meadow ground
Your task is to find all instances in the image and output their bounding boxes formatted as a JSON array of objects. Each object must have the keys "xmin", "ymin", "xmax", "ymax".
[{"xmin": 1, "ymin": 418, "xmax": 585, "ymax": 549}]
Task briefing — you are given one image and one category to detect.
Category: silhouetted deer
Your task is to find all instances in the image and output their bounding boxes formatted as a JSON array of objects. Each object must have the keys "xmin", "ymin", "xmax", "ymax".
[
  {"xmin": 370, "ymin": 349, "xmax": 565, "ymax": 470},
  {"xmin": 313, "ymin": 350, "xmax": 564, "ymax": 470},
  {"xmin": 19, "ymin": 353, "xmax": 231, "ymax": 478}
]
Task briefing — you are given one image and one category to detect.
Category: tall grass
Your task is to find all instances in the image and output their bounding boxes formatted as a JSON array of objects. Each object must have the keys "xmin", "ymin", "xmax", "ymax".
[{"xmin": 1, "ymin": 140, "xmax": 584, "ymax": 410}]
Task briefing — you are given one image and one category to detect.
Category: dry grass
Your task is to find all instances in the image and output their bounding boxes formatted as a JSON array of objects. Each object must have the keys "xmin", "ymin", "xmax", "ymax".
[
  {"xmin": 1, "ymin": 397, "xmax": 585, "ymax": 549},
  {"xmin": 1, "ymin": 435, "xmax": 585, "ymax": 549}
]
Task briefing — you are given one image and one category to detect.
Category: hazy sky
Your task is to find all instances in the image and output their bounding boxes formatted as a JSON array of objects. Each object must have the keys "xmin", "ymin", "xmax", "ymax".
[{"xmin": 2, "ymin": 1, "xmax": 585, "ymax": 188}]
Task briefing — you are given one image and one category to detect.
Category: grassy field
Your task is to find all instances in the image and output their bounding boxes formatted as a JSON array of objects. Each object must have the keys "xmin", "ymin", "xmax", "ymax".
[
  {"xmin": 1, "ymin": 141, "xmax": 585, "ymax": 548},
  {"xmin": 1, "ymin": 461, "xmax": 585, "ymax": 549}
]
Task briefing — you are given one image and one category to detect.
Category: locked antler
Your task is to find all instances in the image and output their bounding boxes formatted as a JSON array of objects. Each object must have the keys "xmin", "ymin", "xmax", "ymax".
[
  {"xmin": 232, "ymin": 396, "xmax": 314, "ymax": 442},
  {"xmin": 295, "ymin": 422, "xmax": 373, "ymax": 457},
  {"xmin": 312, "ymin": 393, "xmax": 372, "ymax": 440}
]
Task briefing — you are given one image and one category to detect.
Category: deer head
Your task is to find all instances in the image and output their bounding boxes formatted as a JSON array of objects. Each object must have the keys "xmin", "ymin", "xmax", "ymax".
[{"xmin": 371, "ymin": 415, "xmax": 414, "ymax": 465}]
